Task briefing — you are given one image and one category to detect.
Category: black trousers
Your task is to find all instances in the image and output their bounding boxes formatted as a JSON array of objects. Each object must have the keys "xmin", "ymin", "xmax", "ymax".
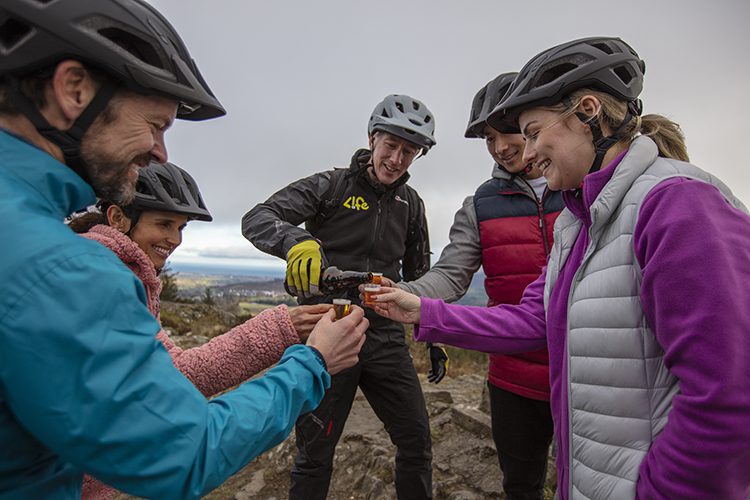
[
  {"xmin": 488, "ymin": 382, "xmax": 554, "ymax": 500},
  {"xmin": 290, "ymin": 329, "xmax": 432, "ymax": 500}
]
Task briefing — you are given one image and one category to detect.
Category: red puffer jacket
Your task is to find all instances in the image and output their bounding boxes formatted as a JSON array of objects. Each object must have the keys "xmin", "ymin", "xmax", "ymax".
[{"xmin": 474, "ymin": 175, "xmax": 563, "ymax": 400}]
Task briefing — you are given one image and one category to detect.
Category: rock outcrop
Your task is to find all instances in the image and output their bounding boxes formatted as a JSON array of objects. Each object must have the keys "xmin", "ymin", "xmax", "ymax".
[{"xmin": 201, "ymin": 374, "xmax": 556, "ymax": 499}]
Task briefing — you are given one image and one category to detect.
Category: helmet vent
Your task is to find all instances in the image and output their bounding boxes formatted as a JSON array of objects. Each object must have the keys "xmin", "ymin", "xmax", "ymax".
[
  {"xmin": 472, "ymin": 88, "xmax": 487, "ymax": 121},
  {"xmin": 155, "ymin": 173, "xmax": 179, "ymax": 200},
  {"xmin": 423, "ymin": 114, "xmax": 431, "ymax": 123},
  {"xmin": 395, "ymin": 102, "xmax": 404, "ymax": 113},
  {"xmin": 537, "ymin": 62, "xmax": 577, "ymax": 87},
  {"xmin": 380, "ymin": 109, "xmax": 390, "ymax": 118},
  {"xmin": 613, "ymin": 65, "xmax": 635, "ymax": 85},
  {"xmin": 184, "ymin": 178, "xmax": 203, "ymax": 206},
  {"xmin": 98, "ymin": 26, "xmax": 165, "ymax": 70},
  {"xmin": 172, "ymin": 63, "xmax": 192, "ymax": 86},
  {"xmin": 0, "ymin": 17, "xmax": 31, "ymax": 51},
  {"xmin": 135, "ymin": 179, "xmax": 156, "ymax": 198},
  {"xmin": 591, "ymin": 42, "xmax": 616, "ymax": 55},
  {"xmin": 412, "ymin": 101, "xmax": 420, "ymax": 110},
  {"xmin": 408, "ymin": 118, "xmax": 422, "ymax": 126}
]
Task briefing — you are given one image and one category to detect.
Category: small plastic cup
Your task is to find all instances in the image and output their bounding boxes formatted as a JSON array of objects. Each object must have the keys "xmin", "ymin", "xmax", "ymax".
[
  {"xmin": 332, "ymin": 299, "xmax": 351, "ymax": 321},
  {"xmin": 363, "ymin": 284, "xmax": 382, "ymax": 306},
  {"xmin": 370, "ymin": 272, "xmax": 383, "ymax": 285}
]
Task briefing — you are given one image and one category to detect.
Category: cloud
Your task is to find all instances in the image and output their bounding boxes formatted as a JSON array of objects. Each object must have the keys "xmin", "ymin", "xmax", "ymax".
[{"xmin": 150, "ymin": 0, "xmax": 750, "ymax": 265}]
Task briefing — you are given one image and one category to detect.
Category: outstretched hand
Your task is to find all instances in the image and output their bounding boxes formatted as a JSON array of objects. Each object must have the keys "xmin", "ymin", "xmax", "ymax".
[
  {"xmin": 306, "ymin": 306, "xmax": 368, "ymax": 375},
  {"xmin": 288, "ymin": 303, "xmax": 334, "ymax": 342},
  {"xmin": 359, "ymin": 285, "xmax": 422, "ymax": 324}
]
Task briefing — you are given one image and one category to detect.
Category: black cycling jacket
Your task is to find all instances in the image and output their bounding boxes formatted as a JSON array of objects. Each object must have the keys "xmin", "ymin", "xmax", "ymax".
[{"xmin": 242, "ymin": 149, "xmax": 430, "ymax": 311}]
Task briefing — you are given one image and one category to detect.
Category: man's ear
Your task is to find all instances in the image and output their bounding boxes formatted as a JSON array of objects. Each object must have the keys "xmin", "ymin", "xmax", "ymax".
[
  {"xmin": 47, "ymin": 60, "xmax": 99, "ymax": 126},
  {"xmin": 106, "ymin": 205, "xmax": 132, "ymax": 234}
]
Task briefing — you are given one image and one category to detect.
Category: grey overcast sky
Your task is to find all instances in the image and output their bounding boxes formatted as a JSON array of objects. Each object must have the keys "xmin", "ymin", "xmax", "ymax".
[{"xmin": 146, "ymin": 0, "xmax": 750, "ymax": 272}]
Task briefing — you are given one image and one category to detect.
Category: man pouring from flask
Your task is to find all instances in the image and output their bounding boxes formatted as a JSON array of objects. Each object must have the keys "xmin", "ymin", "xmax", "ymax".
[{"xmin": 243, "ymin": 94, "xmax": 443, "ymax": 499}]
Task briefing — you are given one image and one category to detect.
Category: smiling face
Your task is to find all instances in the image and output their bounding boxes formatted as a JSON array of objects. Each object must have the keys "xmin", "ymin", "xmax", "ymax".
[
  {"xmin": 367, "ymin": 131, "xmax": 421, "ymax": 185},
  {"xmin": 519, "ymin": 107, "xmax": 594, "ymax": 190},
  {"xmin": 129, "ymin": 211, "xmax": 188, "ymax": 270},
  {"xmin": 108, "ymin": 205, "xmax": 188, "ymax": 270},
  {"xmin": 481, "ymin": 126, "xmax": 541, "ymax": 179},
  {"xmin": 80, "ymin": 92, "xmax": 177, "ymax": 204}
]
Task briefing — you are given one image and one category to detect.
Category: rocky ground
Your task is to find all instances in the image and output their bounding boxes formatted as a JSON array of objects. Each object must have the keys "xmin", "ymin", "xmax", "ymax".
[
  {"xmin": 120, "ymin": 303, "xmax": 557, "ymax": 499},
  {"xmin": 198, "ymin": 373, "xmax": 556, "ymax": 500}
]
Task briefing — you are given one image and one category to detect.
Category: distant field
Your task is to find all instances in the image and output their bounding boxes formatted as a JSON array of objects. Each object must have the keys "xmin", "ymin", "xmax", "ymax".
[{"xmin": 237, "ymin": 301, "xmax": 276, "ymax": 316}]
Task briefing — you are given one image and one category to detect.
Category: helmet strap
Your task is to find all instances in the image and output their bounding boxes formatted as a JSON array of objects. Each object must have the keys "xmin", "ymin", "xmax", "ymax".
[
  {"xmin": 574, "ymin": 109, "xmax": 634, "ymax": 175},
  {"xmin": 7, "ymin": 77, "xmax": 117, "ymax": 185}
]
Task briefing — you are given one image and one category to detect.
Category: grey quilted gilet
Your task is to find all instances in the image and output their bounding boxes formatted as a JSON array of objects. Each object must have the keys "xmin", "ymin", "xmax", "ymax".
[{"xmin": 544, "ymin": 136, "xmax": 747, "ymax": 499}]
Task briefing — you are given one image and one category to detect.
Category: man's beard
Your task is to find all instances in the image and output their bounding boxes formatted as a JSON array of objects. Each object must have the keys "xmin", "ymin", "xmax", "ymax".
[
  {"xmin": 77, "ymin": 93, "xmax": 151, "ymax": 205},
  {"xmin": 80, "ymin": 144, "xmax": 151, "ymax": 205}
]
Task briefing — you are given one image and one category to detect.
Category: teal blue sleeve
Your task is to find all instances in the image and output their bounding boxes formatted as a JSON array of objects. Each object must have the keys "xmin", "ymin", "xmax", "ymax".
[{"xmin": 0, "ymin": 250, "xmax": 329, "ymax": 499}]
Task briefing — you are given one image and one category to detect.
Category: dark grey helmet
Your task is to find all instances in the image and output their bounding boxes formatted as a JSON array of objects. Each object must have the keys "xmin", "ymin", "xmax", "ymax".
[
  {"xmin": 465, "ymin": 72, "xmax": 517, "ymax": 138},
  {"xmin": 487, "ymin": 37, "xmax": 645, "ymax": 133},
  {"xmin": 368, "ymin": 95, "xmax": 436, "ymax": 153},
  {"xmin": 0, "ymin": 0, "xmax": 224, "ymax": 120},
  {"xmin": 131, "ymin": 162, "xmax": 212, "ymax": 221}
]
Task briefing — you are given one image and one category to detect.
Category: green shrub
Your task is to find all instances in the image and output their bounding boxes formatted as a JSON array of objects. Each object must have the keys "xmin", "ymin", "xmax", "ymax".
[{"xmin": 159, "ymin": 308, "xmax": 190, "ymax": 334}]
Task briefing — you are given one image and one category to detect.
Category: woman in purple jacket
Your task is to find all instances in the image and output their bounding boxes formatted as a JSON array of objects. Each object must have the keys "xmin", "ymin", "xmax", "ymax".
[{"xmin": 367, "ymin": 37, "xmax": 750, "ymax": 500}]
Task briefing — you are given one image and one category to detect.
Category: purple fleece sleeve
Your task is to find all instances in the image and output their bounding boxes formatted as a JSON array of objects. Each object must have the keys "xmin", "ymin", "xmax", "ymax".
[
  {"xmin": 415, "ymin": 269, "xmax": 547, "ymax": 354},
  {"xmin": 634, "ymin": 178, "xmax": 750, "ymax": 499}
]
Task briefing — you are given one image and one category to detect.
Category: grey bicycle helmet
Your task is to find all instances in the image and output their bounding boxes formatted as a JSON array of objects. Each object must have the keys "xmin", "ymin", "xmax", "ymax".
[
  {"xmin": 465, "ymin": 72, "xmax": 517, "ymax": 138},
  {"xmin": 487, "ymin": 36, "xmax": 644, "ymax": 133},
  {"xmin": 368, "ymin": 95, "xmax": 436, "ymax": 153},
  {"xmin": 131, "ymin": 161, "xmax": 212, "ymax": 222}
]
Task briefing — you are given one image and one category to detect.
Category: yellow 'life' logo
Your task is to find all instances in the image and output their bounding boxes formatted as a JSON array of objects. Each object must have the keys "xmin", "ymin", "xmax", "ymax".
[{"xmin": 343, "ymin": 196, "xmax": 369, "ymax": 211}]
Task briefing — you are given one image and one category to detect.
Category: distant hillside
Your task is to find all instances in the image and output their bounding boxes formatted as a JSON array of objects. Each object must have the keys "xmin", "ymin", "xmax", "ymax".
[
  {"xmin": 455, "ymin": 271, "xmax": 489, "ymax": 306},
  {"xmin": 173, "ymin": 270, "xmax": 490, "ymax": 306}
]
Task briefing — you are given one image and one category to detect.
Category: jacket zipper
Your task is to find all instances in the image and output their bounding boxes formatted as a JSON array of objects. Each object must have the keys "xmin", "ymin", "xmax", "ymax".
[
  {"xmin": 366, "ymin": 198, "xmax": 382, "ymax": 271},
  {"xmin": 503, "ymin": 179, "xmax": 552, "ymax": 255},
  {"xmin": 538, "ymin": 189, "xmax": 552, "ymax": 256},
  {"xmin": 564, "ymin": 218, "xmax": 596, "ymax": 499}
]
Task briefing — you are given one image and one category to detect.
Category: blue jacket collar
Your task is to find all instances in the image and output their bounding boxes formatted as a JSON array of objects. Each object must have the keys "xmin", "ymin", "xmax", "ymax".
[{"xmin": 0, "ymin": 130, "xmax": 95, "ymax": 217}]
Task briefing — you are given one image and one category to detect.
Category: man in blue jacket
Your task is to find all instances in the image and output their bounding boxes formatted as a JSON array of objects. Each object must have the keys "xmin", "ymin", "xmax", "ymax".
[{"xmin": 0, "ymin": 1, "xmax": 366, "ymax": 498}]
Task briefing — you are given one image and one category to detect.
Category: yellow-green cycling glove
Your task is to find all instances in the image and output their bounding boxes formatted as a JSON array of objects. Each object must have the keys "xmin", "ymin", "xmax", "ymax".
[{"xmin": 286, "ymin": 239, "xmax": 324, "ymax": 299}]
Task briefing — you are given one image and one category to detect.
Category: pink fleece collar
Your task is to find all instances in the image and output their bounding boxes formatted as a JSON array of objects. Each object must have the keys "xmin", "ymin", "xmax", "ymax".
[{"xmin": 81, "ymin": 224, "xmax": 161, "ymax": 316}]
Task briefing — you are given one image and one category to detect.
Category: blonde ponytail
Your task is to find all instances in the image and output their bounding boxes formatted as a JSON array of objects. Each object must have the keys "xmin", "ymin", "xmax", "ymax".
[{"xmin": 639, "ymin": 114, "xmax": 689, "ymax": 162}]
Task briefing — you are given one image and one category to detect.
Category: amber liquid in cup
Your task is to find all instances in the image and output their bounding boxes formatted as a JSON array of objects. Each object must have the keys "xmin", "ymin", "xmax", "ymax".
[
  {"xmin": 363, "ymin": 284, "xmax": 381, "ymax": 306},
  {"xmin": 333, "ymin": 299, "xmax": 351, "ymax": 321},
  {"xmin": 370, "ymin": 273, "xmax": 383, "ymax": 285}
]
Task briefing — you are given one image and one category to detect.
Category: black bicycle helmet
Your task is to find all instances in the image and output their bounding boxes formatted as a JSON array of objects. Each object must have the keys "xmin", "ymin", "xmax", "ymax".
[
  {"xmin": 487, "ymin": 36, "xmax": 645, "ymax": 133},
  {"xmin": 368, "ymin": 95, "xmax": 436, "ymax": 153},
  {"xmin": 131, "ymin": 161, "xmax": 212, "ymax": 222},
  {"xmin": 465, "ymin": 72, "xmax": 517, "ymax": 138},
  {"xmin": 0, "ymin": 0, "xmax": 224, "ymax": 186},
  {"xmin": 0, "ymin": 0, "xmax": 224, "ymax": 120}
]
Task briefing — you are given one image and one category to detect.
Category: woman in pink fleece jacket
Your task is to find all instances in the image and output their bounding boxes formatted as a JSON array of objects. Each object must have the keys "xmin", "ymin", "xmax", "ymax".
[{"xmin": 69, "ymin": 161, "xmax": 332, "ymax": 499}]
